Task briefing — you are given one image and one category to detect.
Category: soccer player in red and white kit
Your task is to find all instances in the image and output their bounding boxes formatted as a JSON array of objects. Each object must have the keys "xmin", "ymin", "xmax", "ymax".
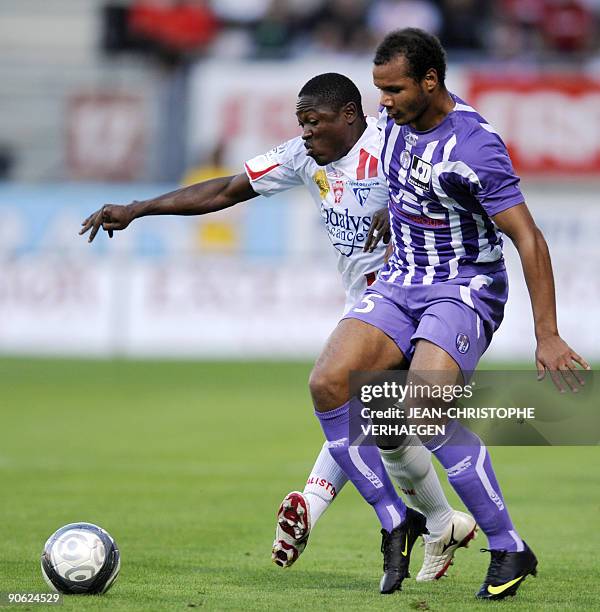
[{"xmin": 80, "ymin": 73, "xmax": 476, "ymax": 585}]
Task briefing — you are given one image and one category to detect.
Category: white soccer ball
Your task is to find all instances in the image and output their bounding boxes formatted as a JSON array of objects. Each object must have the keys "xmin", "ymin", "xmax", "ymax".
[{"xmin": 41, "ymin": 522, "xmax": 120, "ymax": 594}]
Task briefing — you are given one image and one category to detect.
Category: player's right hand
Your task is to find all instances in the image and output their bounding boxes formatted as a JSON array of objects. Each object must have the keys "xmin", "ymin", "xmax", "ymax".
[
  {"xmin": 79, "ymin": 204, "xmax": 134, "ymax": 243},
  {"xmin": 364, "ymin": 207, "xmax": 391, "ymax": 253},
  {"xmin": 535, "ymin": 334, "xmax": 590, "ymax": 393}
]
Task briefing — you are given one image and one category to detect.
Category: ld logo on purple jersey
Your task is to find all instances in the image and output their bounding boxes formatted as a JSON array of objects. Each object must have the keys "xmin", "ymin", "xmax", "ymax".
[
  {"xmin": 456, "ymin": 333, "xmax": 470, "ymax": 354},
  {"xmin": 408, "ymin": 155, "xmax": 432, "ymax": 190}
]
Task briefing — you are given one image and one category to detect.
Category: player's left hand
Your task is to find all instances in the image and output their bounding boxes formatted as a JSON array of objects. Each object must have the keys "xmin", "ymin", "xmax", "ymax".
[
  {"xmin": 535, "ymin": 334, "xmax": 590, "ymax": 393},
  {"xmin": 364, "ymin": 207, "xmax": 391, "ymax": 253}
]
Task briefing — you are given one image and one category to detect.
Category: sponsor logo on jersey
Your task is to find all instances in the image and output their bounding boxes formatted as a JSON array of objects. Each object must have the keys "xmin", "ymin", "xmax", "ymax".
[
  {"xmin": 327, "ymin": 168, "xmax": 344, "ymax": 179},
  {"xmin": 313, "ymin": 169, "xmax": 329, "ymax": 199},
  {"xmin": 322, "ymin": 206, "xmax": 373, "ymax": 256},
  {"xmin": 400, "ymin": 150, "xmax": 411, "ymax": 170},
  {"xmin": 347, "ymin": 178, "xmax": 377, "ymax": 207},
  {"xmin": 408, "ymin": 155, "xmax": 433, "ymax": 190},
  {"xmin": 333, "ymin": 180, "xmax": 344, "ymax": 205},
  {"xmin": 456, "ymin": 333, "xmax": 470, "ymax": 354},
  {"xmin": 404, "ymin": 132, "xmax": 418, "ymax": 146},
  {"xmin": 396, "ymin": 208, "xmax": 449, "ymax": 229}
]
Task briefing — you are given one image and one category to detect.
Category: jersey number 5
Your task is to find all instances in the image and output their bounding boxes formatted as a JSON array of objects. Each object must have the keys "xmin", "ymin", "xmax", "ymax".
[{"xmin": 353, "ymin": 293, "xmax": 383, "ymax": 314}]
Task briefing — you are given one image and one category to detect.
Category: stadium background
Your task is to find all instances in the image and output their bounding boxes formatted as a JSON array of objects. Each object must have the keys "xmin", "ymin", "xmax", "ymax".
[{"xmin": 1, "ymin": 1, "xmax": 599, "ymax": 609}]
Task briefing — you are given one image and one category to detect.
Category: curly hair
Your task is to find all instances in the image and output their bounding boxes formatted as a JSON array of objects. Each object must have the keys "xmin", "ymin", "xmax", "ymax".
[
  {"xmin": 298, "ymin": 73, "xmax": 364, "ymax": 115},
  {"xmin": 374, "ymin": 28, "xmax": 446, "ymax": 86}
]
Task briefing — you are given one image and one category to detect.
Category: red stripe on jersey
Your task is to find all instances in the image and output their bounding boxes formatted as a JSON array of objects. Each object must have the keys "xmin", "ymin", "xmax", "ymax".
[
  {"xmin": 356, "ymin": 149, "xmax": 369, "ymax": 180},
  {"xmin": 245, "ymin": 161, "xmax": 280, "ymax": 181},
  {"xmin": 368, "ymin": 155, "xmax": 378, "ymax": 178}
]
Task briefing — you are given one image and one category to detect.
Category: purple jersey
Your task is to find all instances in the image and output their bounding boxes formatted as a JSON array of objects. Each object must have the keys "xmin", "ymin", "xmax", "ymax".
[{"xmin": 379, "ymin": 93, "xmax": 524, "ymax": 285}]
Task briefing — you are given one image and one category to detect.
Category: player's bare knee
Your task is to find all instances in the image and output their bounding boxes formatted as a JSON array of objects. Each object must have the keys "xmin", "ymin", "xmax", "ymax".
[{"xmin": 309, "ymin": 364, "xmax": 347, "ymax": 411}]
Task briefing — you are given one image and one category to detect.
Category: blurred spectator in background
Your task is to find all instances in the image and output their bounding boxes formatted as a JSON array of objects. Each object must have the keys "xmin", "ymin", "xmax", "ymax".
[
  {"xmin": 368, "ymin": 0, "xmax": 442, "ymax": 39},
  {"xmin": 182, "ymin": 141, "xmax": 233, "ymax": 186},
  {"xmin": 300, "ymin": 0, "xmax": 374, "ymax": 56},
  {"xmin": 210, "ymin": 0, "xmax": 272, "ymax": 25},
  {"xmin": 129, "ymin": 0, "xmax": 220, "ymax": 64},
  {"xmin": 491, "ymin": 0, "xmax": 596, "ymax": 59},
  {"xmin": 488, "ymin": 0, "xmax": 542, "ymax": 59},
  {"xmin": 103, "ymin": 0, "xmax": 600, "ymax": 63},
  {"xmin": 541, "ymin": 0, "xmax": 595, "ymax": 54},
  {"xmin": 439, "ymin": 0, "xmax": 488, "ymax": 51},
  {"xmin": 180, "ymin": 141, "xmax": 240, "ymax": 253},
  {"xmin": 0, "ymin": 144, "xmax": 15, "ymax": 181},
  {"xmin": 251, "ymin": 0, "xmax": 297, "ymax": 58}
]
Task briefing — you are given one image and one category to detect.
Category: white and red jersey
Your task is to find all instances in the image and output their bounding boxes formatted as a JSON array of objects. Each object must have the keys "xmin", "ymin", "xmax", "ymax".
[{"xmin": 244, "ymin": 117, "xmax": 389, "ymax": 313}]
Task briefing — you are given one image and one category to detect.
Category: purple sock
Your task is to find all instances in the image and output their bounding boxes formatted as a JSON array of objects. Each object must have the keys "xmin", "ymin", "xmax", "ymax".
[
  {"xmin": 426, "ymin": 421, "xmax": 524, "ymax": 552},
  {"xmin": 316, "ymin": 401, "xmax": 406, "ymax": 532}
]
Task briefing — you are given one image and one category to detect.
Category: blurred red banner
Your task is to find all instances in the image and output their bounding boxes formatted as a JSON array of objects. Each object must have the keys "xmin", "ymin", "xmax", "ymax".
[{"xmin": 468, "ymin": 75, "xmax": 600, "ymax": 176}]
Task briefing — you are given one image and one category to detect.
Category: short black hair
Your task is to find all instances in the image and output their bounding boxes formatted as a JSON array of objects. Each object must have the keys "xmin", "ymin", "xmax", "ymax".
[
  {"xmin": 298, "ymin": 73, "xmax": 364, "ymax": 115},
  {"xmin": 374, "ymin": 28, "xmax": 446, "ymax": 86}
]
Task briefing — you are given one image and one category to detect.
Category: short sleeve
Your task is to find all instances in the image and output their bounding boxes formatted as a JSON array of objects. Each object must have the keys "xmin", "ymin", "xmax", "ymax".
[
  {"xmin": 465, "ymin": 131, "xmax": 524, "ymax": 217},
  {"xmin": 244, "ymin": 138, "xmax": 304, "ymax": 197}
]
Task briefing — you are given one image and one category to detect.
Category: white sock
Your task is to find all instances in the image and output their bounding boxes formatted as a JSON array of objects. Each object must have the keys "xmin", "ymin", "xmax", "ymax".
[
  {"xmin": 302, "ymin": 442, "xmax": 348, "ymax": 527},
  {"xmin": 379, "ymin": 440, "xmax": 453, "ymax": 540}
]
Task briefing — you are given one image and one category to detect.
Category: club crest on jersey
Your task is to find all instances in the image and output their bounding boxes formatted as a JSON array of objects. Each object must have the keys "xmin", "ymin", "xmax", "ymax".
[
  {"xmin": 408, "ymin": 155, "xmax": 433, "ymax": 190},
  {"xmin": 333, "ymin": 180, "xmax": 344, "ymax": 205},
  {"xmin": 400, "ymin": 150, "xmax": 411, "ymax": 170},
  {"xmin": 313, "ymin": 169, "xmax": 329, "ymax": 199},
  {"xmin": 352, "ymin": 187, "xmax": 371, "ymax": 207},
  {"xmin": 456, "ymin": 333, "xmax": 470, "ymax": 354},
  {"xmin": 348, "ymin": 179, "xmax": 377, "ymax": 207}
]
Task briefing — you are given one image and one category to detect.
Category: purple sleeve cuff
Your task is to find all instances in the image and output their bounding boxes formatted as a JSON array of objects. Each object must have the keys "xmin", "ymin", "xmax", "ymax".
[{"xmin": 484, "ymin": 192, "xmax": 525, "ymax": 217}]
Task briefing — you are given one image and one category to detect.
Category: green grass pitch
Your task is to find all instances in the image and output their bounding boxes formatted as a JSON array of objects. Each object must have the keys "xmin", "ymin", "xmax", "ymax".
[{"xmin": 1, "ymin": 358, "xmax": 598, "ymax": 611}]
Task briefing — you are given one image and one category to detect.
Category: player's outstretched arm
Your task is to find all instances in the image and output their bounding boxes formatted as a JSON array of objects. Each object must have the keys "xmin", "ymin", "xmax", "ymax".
[
  {"xmin": 493, "ymin": 203, "xmax": 590, "ymax": 392},
  {"xmin": 79, "ymin": 173, "xmax": 258, "ymax": 243}
]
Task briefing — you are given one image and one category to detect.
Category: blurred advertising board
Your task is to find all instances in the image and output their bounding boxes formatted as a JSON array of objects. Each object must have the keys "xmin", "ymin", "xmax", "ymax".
[
  {"xmin": 0, "ymin": 183, "xmax": 598, "ymax": 360},
  {"xmin": 188, "ymin": 60, "xmax": 600, "ymax": 178},
  {"xmin": 187, "ymin": 59, "xmax": 467, "ymax": 168},
  {"xmin": 67, "ymin": 94, "xmax": 146, "ymax": 181},
  {"xmin": 468, "ymin": 75, "xmax": 600, "ymax": 176}
]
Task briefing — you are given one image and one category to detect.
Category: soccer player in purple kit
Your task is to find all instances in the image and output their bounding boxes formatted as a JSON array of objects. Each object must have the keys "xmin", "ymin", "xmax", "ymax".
[{"xmin": 307, "ymin": 28, "xmax": 591, "ymax": 599}]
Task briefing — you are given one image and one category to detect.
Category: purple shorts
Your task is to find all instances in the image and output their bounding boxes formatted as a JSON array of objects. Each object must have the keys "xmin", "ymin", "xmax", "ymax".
[{"xmin": 343, "ymin": 268, "xmax": 508, "ymax": 380}]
